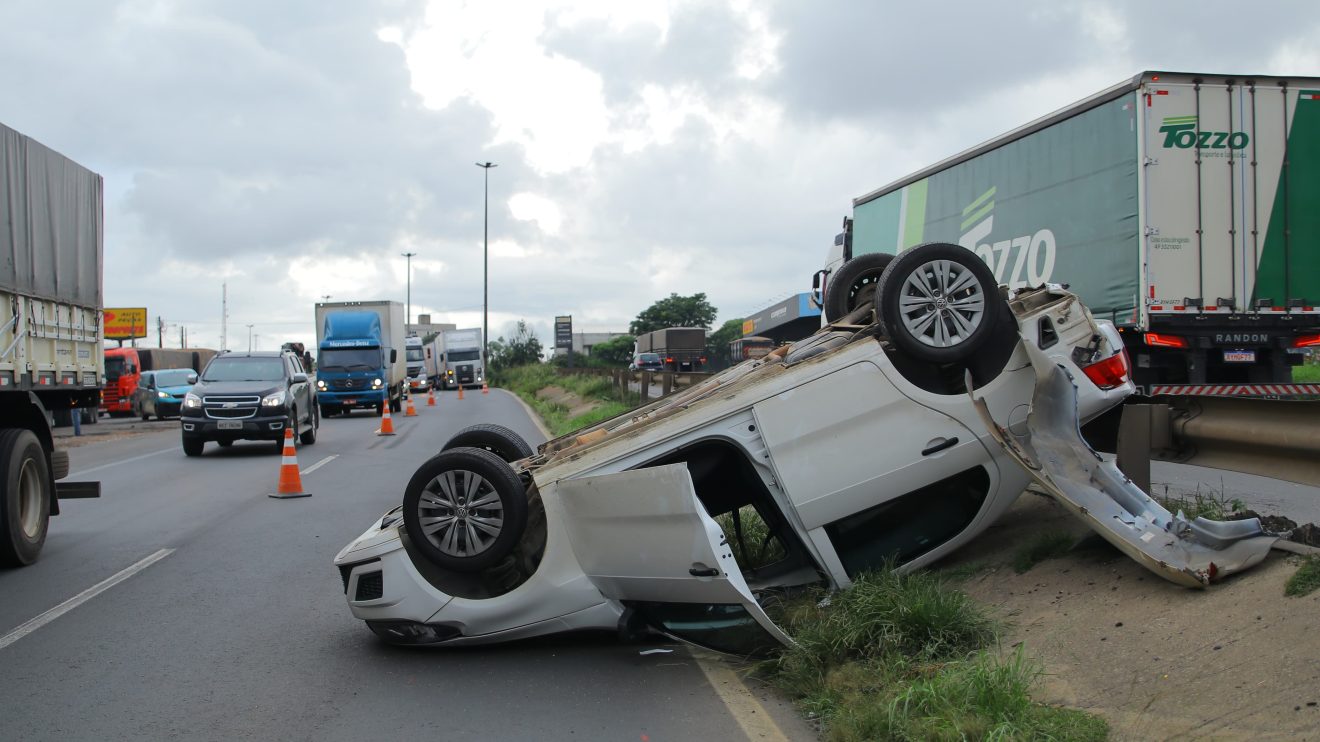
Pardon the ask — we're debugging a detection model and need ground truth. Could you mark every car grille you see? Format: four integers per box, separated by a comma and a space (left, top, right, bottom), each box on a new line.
202, 394, 260, 420
339, 558, 382, 595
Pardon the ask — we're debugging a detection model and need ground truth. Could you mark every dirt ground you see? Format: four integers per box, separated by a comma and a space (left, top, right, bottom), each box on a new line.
943, 493, 1320, 741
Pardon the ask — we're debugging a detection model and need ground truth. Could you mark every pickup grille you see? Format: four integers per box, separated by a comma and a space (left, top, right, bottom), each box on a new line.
202, 394, 260, 420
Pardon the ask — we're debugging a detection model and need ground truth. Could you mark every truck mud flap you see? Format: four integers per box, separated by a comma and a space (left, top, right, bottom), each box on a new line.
972, 366, 1277, 588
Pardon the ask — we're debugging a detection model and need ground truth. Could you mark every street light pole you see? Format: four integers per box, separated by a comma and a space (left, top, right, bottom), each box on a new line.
476, 161, 497, 362
401, 252, 417, 333
246, 324, 254, 352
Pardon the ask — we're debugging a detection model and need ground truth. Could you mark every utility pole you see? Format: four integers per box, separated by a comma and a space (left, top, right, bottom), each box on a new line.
158, 316, 164, 348
247, 324, 254, 352
401, 251, 417, 333
221, 283, 228, 351
476, 161, 497, 362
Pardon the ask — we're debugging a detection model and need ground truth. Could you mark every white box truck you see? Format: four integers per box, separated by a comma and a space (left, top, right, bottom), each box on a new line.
1, 122, 103, 565
437, 328, 484, 390
313, 300, 407, 414
818, 71, 1320, 395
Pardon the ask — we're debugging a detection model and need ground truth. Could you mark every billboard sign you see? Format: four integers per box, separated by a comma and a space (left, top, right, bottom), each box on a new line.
104, 307, 148, 340
554, 315, 572, 349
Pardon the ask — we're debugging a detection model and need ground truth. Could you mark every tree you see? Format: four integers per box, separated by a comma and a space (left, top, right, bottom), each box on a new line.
588, 334, 636, 367
488, 320, 544, 370
706, 318, 744, 370
629, 293, 717, 335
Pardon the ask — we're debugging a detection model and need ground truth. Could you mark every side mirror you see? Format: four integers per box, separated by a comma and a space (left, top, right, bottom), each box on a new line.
810, 269, 828, 309
292, 372, 309, 384
390, 349, 398, 363
187, 373, 198, 384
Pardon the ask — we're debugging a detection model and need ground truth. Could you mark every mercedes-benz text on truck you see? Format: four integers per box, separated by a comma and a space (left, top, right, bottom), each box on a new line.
816, 71, 1320, 395
314, 301, 406, 415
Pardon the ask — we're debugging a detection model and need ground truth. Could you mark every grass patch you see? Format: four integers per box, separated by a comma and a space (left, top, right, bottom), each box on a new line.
939, 561, 990, 583
1155, 487, 1245, 521
1285, 555, 1320, 597
493, 364, 641, 437
1012, 531, 1076, 574
759, 569, 1107, 741
714, 506, 788, 569
1293, 364, 1320, 383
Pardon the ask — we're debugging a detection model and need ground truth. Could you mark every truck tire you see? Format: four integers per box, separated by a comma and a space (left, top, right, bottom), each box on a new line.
402, 448, 528, 573
0, 429, 52, 567
824, 252, 895, 323
877, 242, 1002, 365
442, 424, 535, 462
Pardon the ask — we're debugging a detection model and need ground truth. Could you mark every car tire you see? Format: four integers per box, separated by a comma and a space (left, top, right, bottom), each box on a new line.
182, 438, 204, 457
877, 242, 1002, 365
402, 447, 528, 573
824, 252, 895, 322
442, 424, 535, 462
300, 406, 318, 445
0, 429, 51, 567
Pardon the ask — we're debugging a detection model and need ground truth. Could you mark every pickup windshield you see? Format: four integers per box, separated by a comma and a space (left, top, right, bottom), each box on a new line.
203, 358, 285, 382
319, 348, 382, 371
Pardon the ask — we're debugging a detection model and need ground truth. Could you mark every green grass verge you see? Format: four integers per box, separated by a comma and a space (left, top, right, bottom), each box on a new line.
1012, 531, 1077, 574
760, 570, 1108, 741
1293, 364, 1320, 383
1155, 489, 1245, 521
493, 364, 641, 437
1285, 555, 1320, 597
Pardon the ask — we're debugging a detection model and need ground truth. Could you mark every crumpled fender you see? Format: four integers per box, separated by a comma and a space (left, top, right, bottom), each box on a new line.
972, 365, 1277, 588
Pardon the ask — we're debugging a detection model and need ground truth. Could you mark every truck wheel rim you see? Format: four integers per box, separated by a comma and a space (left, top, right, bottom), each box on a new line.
415, 469, 504, 558
898, 259, 985, 348
17, 457, 42, 539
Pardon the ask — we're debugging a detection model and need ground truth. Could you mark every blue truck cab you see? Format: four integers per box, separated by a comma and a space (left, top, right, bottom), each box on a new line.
315, 311, 399, 415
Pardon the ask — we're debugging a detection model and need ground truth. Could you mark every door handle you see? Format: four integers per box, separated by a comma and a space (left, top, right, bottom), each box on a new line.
689, 567, 719, 577
921, 437, 959, 456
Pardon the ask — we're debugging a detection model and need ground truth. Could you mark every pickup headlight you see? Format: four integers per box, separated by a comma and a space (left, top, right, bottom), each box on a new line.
316, 379, 326, 390
184, 392, 201, 409
371, 378, 383, 388
262, 391, 287, 407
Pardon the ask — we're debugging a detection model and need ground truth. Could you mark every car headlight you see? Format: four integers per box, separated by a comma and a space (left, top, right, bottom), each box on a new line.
316, 379, 326, 390
157, 390, 170, 399
262, 391, 286, 407
183, 392, 201, 409
372, 378, 383, 388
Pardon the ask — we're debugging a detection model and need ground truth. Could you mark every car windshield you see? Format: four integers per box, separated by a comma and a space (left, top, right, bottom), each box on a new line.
154, 369, 194, 387
319, 348, 381, 371
447, 350, 480, 362
639, 353, 661, 363
203, 357, 285, 382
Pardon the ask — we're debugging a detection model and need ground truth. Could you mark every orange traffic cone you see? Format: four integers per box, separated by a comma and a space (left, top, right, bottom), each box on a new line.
269, 428, 311, 499
481, 381, 489, 395
377, 404, 396, 436
405, 393, 418, 417
457, 386, 465, 400
427, 388, 436, 407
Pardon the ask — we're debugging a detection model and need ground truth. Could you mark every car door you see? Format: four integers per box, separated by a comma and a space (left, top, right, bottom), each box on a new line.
557, 464, 793, 656
136, 371, 154, 416
288, 354, 311, 426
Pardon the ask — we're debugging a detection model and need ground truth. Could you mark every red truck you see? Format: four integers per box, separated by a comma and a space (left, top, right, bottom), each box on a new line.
101, 347, 217, 416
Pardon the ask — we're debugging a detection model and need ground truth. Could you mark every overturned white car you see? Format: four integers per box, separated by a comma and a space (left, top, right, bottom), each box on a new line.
335, 243, 1275, 654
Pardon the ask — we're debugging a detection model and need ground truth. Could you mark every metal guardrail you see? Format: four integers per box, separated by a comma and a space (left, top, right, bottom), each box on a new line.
554, 367, 713, 401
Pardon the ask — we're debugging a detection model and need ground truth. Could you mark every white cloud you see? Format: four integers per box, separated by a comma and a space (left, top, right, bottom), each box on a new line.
508, 192, 563, 234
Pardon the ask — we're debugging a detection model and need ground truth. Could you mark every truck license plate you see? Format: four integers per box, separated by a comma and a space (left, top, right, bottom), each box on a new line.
1223, 350, 1256, 363
217, 421, 243, 430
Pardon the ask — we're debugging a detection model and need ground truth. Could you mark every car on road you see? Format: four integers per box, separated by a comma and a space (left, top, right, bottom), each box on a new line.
132, 368, 197, 420
628, 352, 664, 372
180, 350, 318, 456
335, 243, 1270, 654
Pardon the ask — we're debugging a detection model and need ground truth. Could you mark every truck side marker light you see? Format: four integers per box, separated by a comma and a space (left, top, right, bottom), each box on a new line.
269, 428, 311, 499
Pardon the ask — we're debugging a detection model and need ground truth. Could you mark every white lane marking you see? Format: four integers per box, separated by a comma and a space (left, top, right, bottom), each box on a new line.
0, 548, 174, 652
69, 447, 176, 477
300, 455, 337, 476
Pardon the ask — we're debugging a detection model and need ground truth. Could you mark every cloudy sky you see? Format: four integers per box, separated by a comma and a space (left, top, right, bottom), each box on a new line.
4, 0, 1318, 354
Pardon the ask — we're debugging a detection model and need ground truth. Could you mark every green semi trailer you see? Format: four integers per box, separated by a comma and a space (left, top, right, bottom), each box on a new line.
820, 71, 1320, 394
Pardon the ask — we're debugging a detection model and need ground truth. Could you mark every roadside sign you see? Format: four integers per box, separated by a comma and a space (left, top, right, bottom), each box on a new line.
104, 307, 148, 340
554, 315, 573, 349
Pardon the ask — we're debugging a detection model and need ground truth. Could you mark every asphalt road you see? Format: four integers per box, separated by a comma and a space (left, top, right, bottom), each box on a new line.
2, 391, 812, 741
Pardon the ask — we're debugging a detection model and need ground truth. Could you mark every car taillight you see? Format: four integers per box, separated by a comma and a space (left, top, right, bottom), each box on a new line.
665, 357, 673, 363
1144, 332, 1188, 349
1292, 333, 1320, 348
1082, 351, 1130, 390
